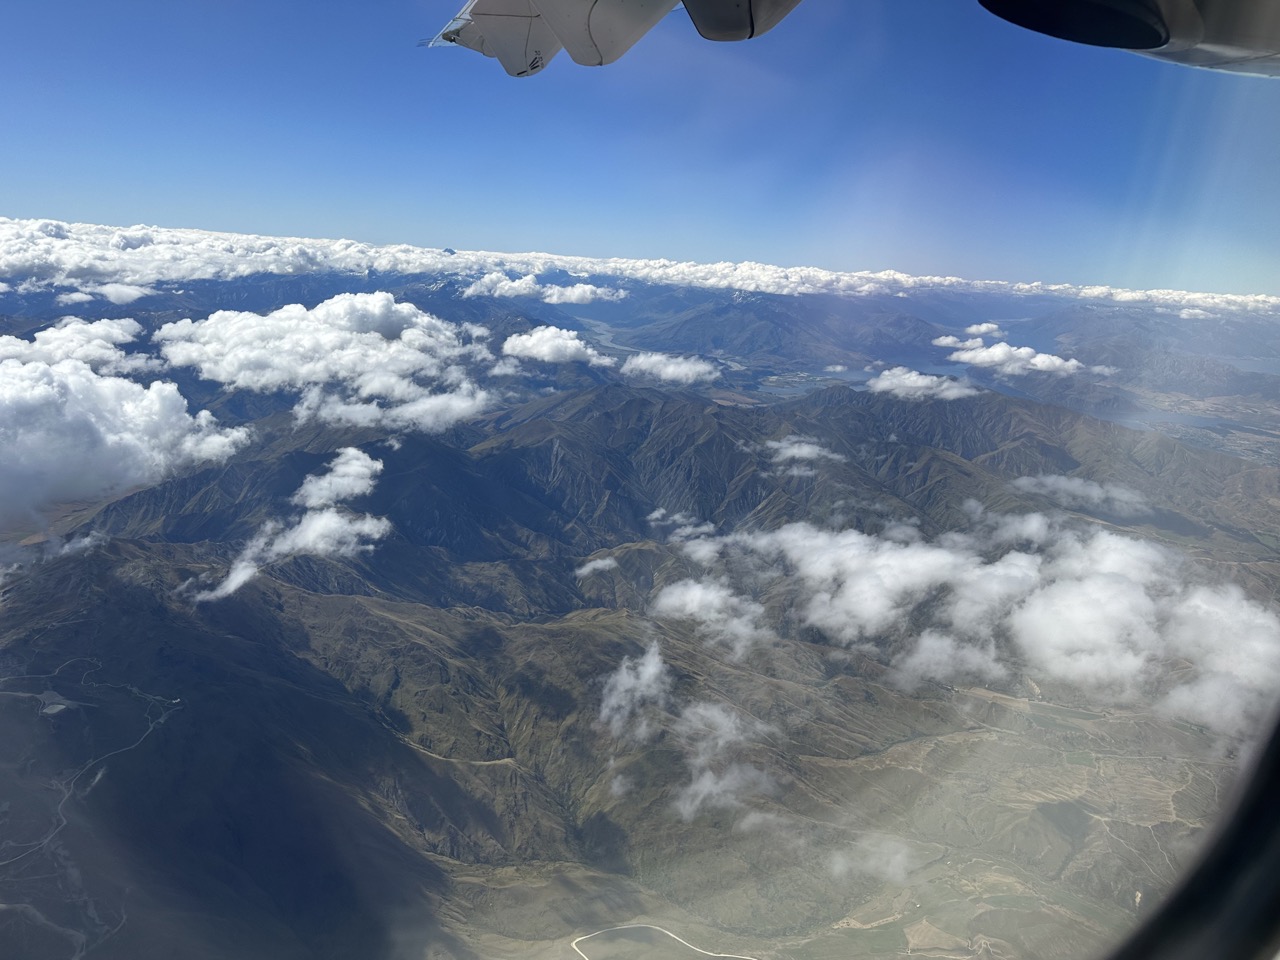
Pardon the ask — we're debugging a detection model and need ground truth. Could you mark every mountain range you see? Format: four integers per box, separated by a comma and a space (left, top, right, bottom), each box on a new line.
2, 219, 1279, 960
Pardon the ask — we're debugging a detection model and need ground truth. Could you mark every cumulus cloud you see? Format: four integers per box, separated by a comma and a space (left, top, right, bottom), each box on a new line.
461, 271, 627, 304
932, 335, 985, 350
7, 217, 1278, 322
292, 446, 383, 508
155, 292, 492, 431
945, 340, 1084, 376
620, 352, 719, 384
866, 366, 980, 401
91, 282, 154, 304
575, 556, 619, 578
0, 317, 156, 375
194, 448, 390, 601
0, 349, 247, 530
500, 325, 616, 367
599, 642, 671, 741
964, 322, 1008, 338
1011, 474, 1150, 517
663, 518, 1280, 736
650, 579, 774, 658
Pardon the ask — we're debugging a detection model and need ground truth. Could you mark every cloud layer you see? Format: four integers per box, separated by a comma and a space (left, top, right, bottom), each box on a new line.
5, 217, 1277, 317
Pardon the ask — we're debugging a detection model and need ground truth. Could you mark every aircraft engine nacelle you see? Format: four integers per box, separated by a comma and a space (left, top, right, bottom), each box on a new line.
977, 0, 1174, 49
682, 0, 807, 41
977, 0, 1280, 77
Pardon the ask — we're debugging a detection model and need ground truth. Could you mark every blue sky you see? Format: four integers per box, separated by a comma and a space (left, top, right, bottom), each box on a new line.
5, 0, 1279, 294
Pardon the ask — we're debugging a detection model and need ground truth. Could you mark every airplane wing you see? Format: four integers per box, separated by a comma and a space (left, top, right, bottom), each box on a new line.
426, 0, 563, 77
428, 0, 803, 75
429, 0, 1280, 80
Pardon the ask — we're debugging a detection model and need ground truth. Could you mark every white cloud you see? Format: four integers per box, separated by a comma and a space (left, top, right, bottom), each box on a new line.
764, 435, 845, 464
599, 642, 671, 741
945, 340, 1084, 376
575, 556, 619, 578
824, 364, 848, 373
650, 579, 774, 658
893, 629, 1008, 688
647, 508, 694, 525
671, 701, 775, 820
932, 335, 985, 349
487, 356, 523, 377
673, 701, 768, 767
0, 317, 156, 375
866, 366, 980, 401
90, 282, 154, 304
259, 508, 389, 559
646, 509, 716, 543
964, 322, 1007, 338
6, 217, 1276, 321
598, 648, 776, 820
1011, 474, 1150, 517
500, 325, 616, 367
620, 352, 719, 384
597, 654, 779, 822
829, 835, 921, 885
669, 521, 717, 542
155, 292, 492, 431
661, 518, 1280, 737
461, 271, 627, 304
194, 448, 391, 601
54, 291, 94, 305
673, 763, 775, 821
292, 447, 383, 509
0, 355, 247, 530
